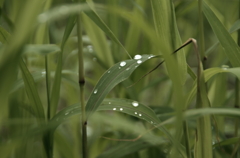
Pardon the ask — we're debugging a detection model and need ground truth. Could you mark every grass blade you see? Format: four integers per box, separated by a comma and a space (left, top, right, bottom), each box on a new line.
49, 15, 76, 118
19, 59, 45, 122
85, 54, 155, 119
203, 2, 240, 67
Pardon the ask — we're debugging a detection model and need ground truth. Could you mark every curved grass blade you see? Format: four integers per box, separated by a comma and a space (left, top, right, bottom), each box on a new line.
97, 139, 163, 158
19, 59, 45, 122
49, 15, 76, 118
99, 98, 160, 125
206, 19, 240, 55
83, 2, 131, 58
85, 54, 155, 119
23, 44, 60, 55
203, 2, 240, 67
0, 26, 10, 43
186, 67, 240, 106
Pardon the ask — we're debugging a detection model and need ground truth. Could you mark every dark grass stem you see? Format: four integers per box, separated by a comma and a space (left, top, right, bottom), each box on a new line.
77, 10, 88, 158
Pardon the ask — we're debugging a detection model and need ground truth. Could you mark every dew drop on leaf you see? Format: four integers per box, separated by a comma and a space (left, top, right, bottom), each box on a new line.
126, 68, 130, 71
139, 113, 142, 116
113, 108, 116, 110
135, 112, 138, 114
120, 108, 123, 111
120, 61, 126, 67
108, 71, 111, 73
93, 89, 98, 94
108, 102, 111, 104
137, 60, 142, 64
134, 54, 142, 60
65, 112, 69, 115
221, 65, 229, 70
132, 101, 139, 107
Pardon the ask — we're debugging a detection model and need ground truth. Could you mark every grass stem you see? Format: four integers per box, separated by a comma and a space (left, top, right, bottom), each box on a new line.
77, 6, 88, 158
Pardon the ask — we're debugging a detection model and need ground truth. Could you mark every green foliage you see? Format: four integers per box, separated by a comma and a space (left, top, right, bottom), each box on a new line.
1, 0, 240, 158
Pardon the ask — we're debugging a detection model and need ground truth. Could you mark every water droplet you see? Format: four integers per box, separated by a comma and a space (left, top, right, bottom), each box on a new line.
126, 68, 130, 71
113, 108, 116, 110
148, 55, 155, 59
109, 102, 111, 104
120, 108, 123, 111
38, 13, 48, 23
94, 89, 98, 94
151, 121, 153, 124
134, 54, 142, 60
108, 71, 111, 73
139, 113, 142, 116
41, 71, 46, 76
137, 60, 142, 64
87, 45, 93, 53
120, 61, 126, 67
135, 112, 138, 114
119, 67, 121, 69
221, 65, 229, 70
132, 101, 139, 107
93, 58, 97, 61
65, 112, 69, 115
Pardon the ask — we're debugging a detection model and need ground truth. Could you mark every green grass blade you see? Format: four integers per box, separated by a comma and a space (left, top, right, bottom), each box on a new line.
150, 0, 187, 85
0, 26, 10, 43
99, 98, 161, 125
82, 13, 114, 67
49, 15, 76, 118
85, 54, 155, 119
187, 67, 240, 107
23, 44, 60, 55
19, 59, 45, 121
97, 139, 162, 158
83, 2, 131, 59
203, 2, 240, 67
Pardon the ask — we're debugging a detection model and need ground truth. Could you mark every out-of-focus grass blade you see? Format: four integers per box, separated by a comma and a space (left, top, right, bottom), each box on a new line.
37, 4, 89, 24
11, 72, 44, 93
19, 59, 45, 122
0, 26, 10, 43
203, 2, 240, 67
49, 15, 76, 118
85, 54, 155, 119
0, 0, 42, 121
83, 1, 131, 58
82, 13, 114, 67
150, 0, 187, 85
97, 139, 162, 158
213, 137, 240, 147
23, 44, 60, 55
187, 67, 240, 106
206, 19, 240, 55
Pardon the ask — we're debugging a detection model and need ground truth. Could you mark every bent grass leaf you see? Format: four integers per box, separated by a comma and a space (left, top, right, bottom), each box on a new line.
203, 2, 240, 67
19, 59, 45, 121
85, 54, 155, 119
186, 67, 240, 107
23, 44, 60, 55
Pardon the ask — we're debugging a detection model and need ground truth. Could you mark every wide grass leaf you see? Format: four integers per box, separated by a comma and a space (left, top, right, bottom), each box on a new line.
85, 54, 155, 119
203, 2, 240, 67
